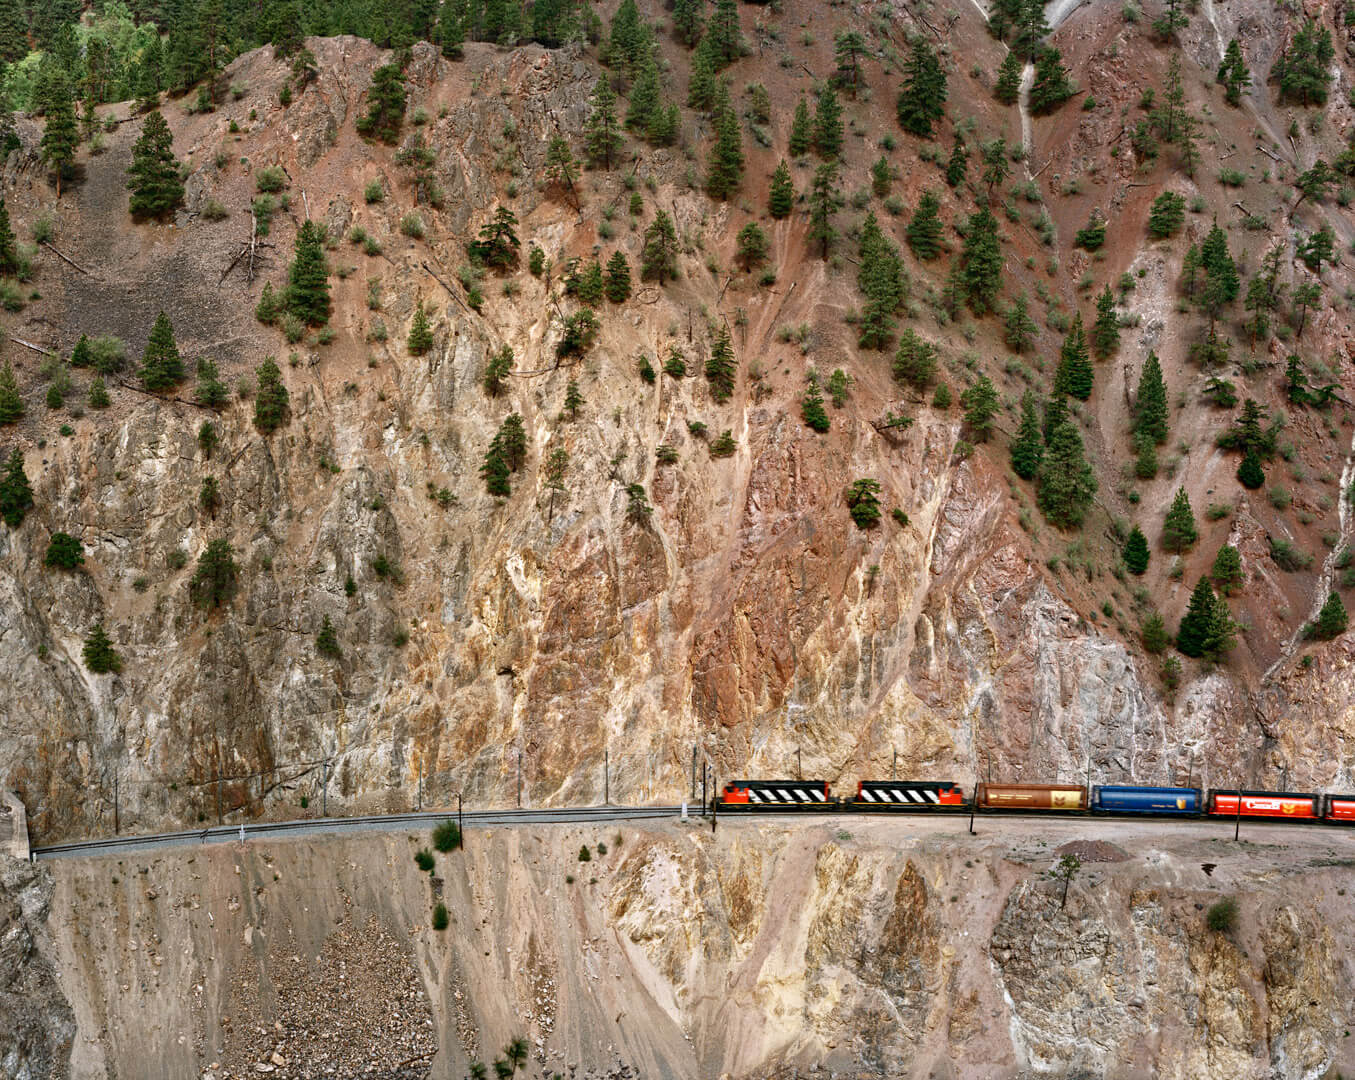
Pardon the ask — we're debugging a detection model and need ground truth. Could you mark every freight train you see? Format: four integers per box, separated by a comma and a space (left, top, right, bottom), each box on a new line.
715, 779, 1355, 823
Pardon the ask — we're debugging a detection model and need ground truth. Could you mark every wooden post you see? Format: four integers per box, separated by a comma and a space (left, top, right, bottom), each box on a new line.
1234, 788, 1241, 842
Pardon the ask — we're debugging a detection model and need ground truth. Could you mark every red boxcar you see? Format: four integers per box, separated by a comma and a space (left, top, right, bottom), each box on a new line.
1325, 794, 1355, 821
1207, 789, 1319, 819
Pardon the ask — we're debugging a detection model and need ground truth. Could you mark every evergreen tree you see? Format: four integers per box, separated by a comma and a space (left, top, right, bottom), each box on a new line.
705, 322, 736, 402
892, 328, 938, 389
562, 379, 585, 420
686, 42, 718, 111
735, 223, 768, 271
1141, 610, 1169, 654
469, 206, 521, 268
83, 623, 122, 674
801, 370, 830, 432
1037, 420, 1098, 529
190, 538, 239, 609
1133, 352, 1168, 445
896, 35, 946, 137
604, 250, 632, 301
195, 357, 228, 408
1211, 544, 1244, 595
705, 106, 744, 198
140, 311, 185, 391
481, 444, 512, 495
1005, 292, 1037, 353
813, 85, 844, 159
0, 447, 32, 527
1091, 284, 1119, 358
0, 360, 23, 424
906, 190, 943, 260
1014, 0, 1051, 58
287, 219, 331, 326
541, 445, 569, 523
1162, 486, 1198, 552
356, 63, 406, 143
959, 375, 998, 441
1297, 225, 1336, 274
1010, 390, 1044, 480
40, 74, 78, 197
626, 57, 661, 131
808, 161, 839, 259
945, 137, 968, 187
1216, 39, 1251, 106
1198, 219, 1239, 328
1146, 191, 1185, 238
407, 301, 434, 354
980, 137, 1011, 203
315, 614, 341, 657
1029, 47, 1073, 114
585, 76, 624, 169
995, 51, 1022, 105
1053, 312, 1093, 400
768, 160, 794, 217
1123, 525, 1150, 575
648, 103, 680, 146
1237, 449, 1264, 489
641, 210, 679, 284
1308, 592, 1348, 640
704, 0, 743, 67
606, 0, 652, 76
788, 96, 813, 156
1177, 576, 1234, 660
672, 0, 705, 47
1275, 19, 1334, 106
833, 29, 867, 97
254, 357, 290, 432
69, 334, 91, 368
1151, 0, 1188, 42
128, 110, 184, 218
1042, 391, 1068, 443
0, 199, 18, 277
88, 376, 110, 409
1134, 431, 1159, 480
871, 155, 892, 198
959, 208, 1002, 314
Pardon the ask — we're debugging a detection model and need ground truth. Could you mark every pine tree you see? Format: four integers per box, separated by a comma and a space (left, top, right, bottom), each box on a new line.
672, 0, 705, 47
1211, 544, 1244, 595
1005, 293, 1037, 353
254, 357, 290, 432
1123, 525, 1150, 574
1053, 312, 1093, 400
896, 35, 947, 137
1141, 611, 1169, 653
195, 357, 228, 408
83, 623, 122, 674
801, 370, 830, 432
585, 77, 624, 169
959, 208, 1002, 314
287, 220, 331, 326
0, 360, 23, 424
127, 110, 184, 218
407, 301, 434, 354
945, 137, 968, 187
808, 161, 839, 260
995, 51, 1022, 104
1133, 351, 1168, 445
40, 74, 78, 197
1014, 0, 1051, 58
1133, 431, 1158, 479
961, 376, 999, 441
1297, 225, 1336, 274
906, 191, 943, 260
470, 206, 521, 268
641, 210, 679, 284
735, 223, 768, 271
315, 614, 341, 657
893, 328, 938, 389
1309, 592, 1348, 640
980, 137, 1011, 203
88, 376, 110, 409
705, 106, 744, 199
0, 199, 18, 277
69, 334, 91, 368
1237, 449, 1264, 489
1162, 486, 1198, 553
356, 63, 406, 143
705, 322, 736, 402
1177, 577, 1234, 661
1275, 19, 1334, 107
190, 538, 239, 609
704, 0, 743, 66
604, 250, 632, 300
1146, 191, 1185, 238
833, 29, 867, 97
1029, 46, 1073, 114
648, 103, 681, 147
562, 379, 585, 420
1217, 39, 1251, 106
1042, 392, 1068, 443
768, 160, 794, 217
871, 155, 892, 198
788, 96, 813, 156
140, 311, 185, 391
1010, 390, 1044, 480
1198, 219, 1238, 328
1091, 284, 1119, 358
813, 85, 843, 159
626, 57, 661, 131
543, 136, 579, 202
606, 0, 652, 76
0, 447, 32, 527
1037, 420, 1098, 529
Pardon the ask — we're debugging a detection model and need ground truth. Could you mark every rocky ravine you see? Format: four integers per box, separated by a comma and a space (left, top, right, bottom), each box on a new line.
16, 817, 1355, 1079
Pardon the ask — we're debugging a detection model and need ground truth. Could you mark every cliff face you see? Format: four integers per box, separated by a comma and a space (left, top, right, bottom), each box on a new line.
32, 818, 1355, 1079
3, 0, 1355, 844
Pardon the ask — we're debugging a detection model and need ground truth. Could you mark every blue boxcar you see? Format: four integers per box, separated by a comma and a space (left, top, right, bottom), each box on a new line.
1093, 785, 1202, 814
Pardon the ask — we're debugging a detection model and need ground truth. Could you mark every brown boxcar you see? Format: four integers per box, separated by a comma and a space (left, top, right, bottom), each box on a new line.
976, 783, 1088, 810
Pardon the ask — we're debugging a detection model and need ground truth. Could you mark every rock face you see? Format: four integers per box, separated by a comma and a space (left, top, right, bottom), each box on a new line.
34, 819, 1355, 1079
0, 858, 76, 1080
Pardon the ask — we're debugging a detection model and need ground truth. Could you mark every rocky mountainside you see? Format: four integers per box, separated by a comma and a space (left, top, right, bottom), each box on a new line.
18, 817, 1355, 1079
2, 0, 1355, 844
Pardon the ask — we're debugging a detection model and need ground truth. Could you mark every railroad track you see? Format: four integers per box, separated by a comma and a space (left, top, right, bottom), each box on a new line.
32, 805, 685, 859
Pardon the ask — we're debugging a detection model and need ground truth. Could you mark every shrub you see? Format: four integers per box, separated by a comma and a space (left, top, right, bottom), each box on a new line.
431, 903, 449, 930
45, 532, 84, 570
578, 844, 592, 862
400, 213, 425, 238
433, 819, 462, 852
415, 849, 435, 871
201, 199, 229, 221
364, 180, 385, 203
709, 430, 737, 457
1269, 537, 1314, 571
1206, 897, 1238, 932
255, 165, 287, 192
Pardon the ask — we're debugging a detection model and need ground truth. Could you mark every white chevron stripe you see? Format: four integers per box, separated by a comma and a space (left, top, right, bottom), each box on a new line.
926, 790, 940, 803
812, 790, 826, 801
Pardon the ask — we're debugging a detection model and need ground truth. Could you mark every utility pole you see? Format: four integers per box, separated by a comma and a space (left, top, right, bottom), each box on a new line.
517, 749, 522, 808
691, 746, 697, 800
711, 775, 717, 833
604, 750, 609, 805
701, 764, 707, 814
113, 767, 119, 835
892, 748, 897, 780
969, 776, 977, 835
216, 766, 222, 826
1234, 787, 1242, 842
796, 747, 802, 781
321, 757, 328, 817
417, 763, 422, 812
458, 791, 463, 851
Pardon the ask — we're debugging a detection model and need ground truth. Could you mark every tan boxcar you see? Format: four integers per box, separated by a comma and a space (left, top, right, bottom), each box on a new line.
976, 783, 1087, 810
